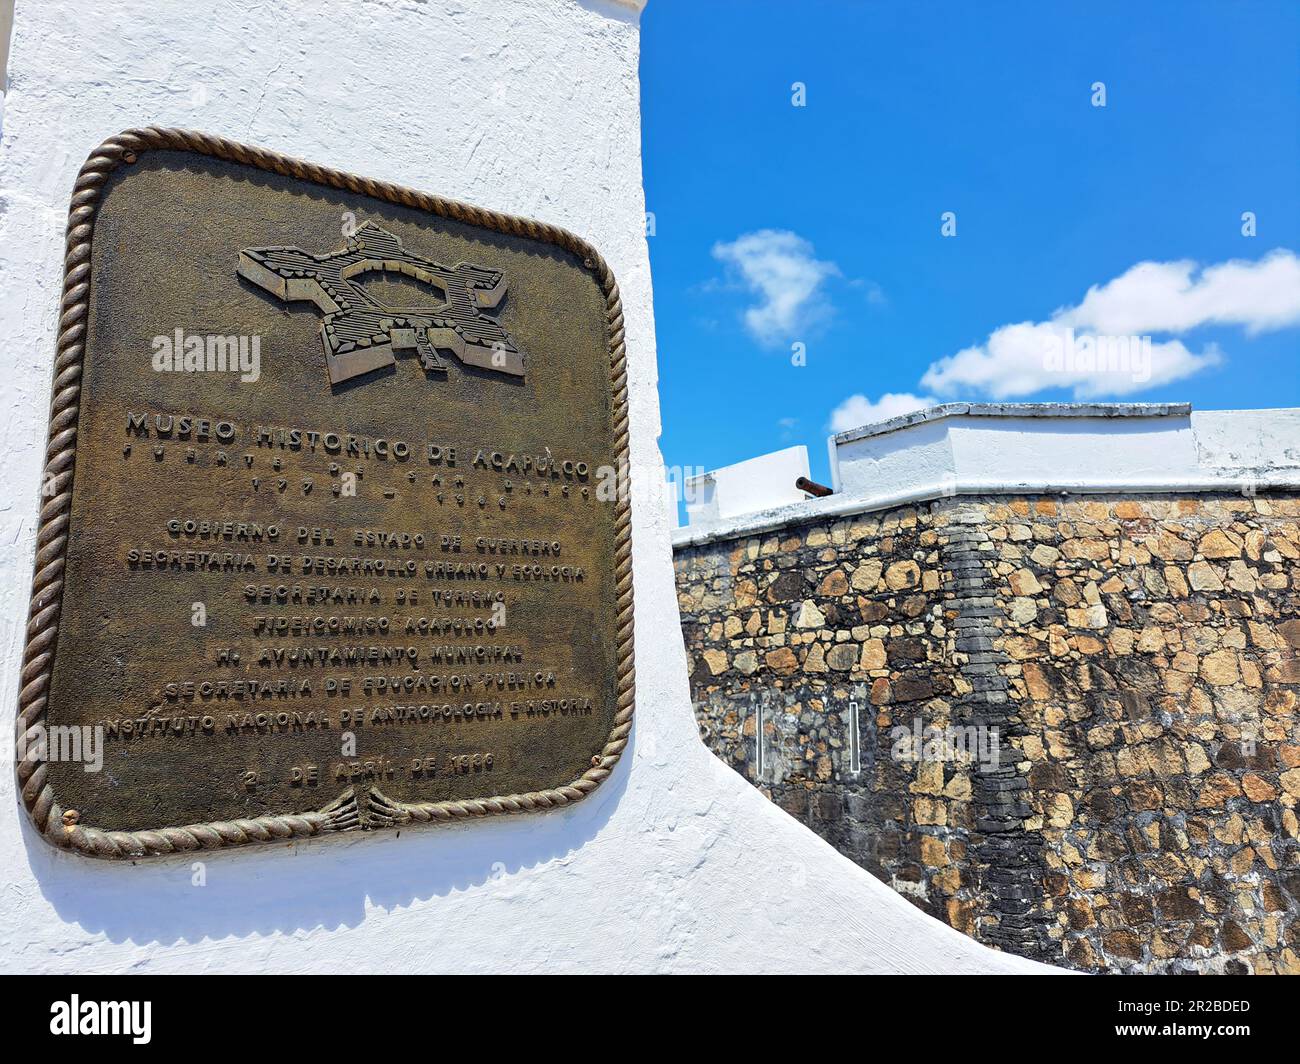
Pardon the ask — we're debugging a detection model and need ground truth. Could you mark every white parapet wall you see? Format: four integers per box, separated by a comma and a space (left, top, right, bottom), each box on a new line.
674, 402, 1300, 550
684, 444, 811, 528
830, 402, 1300, 498
0, 0, 1051, 973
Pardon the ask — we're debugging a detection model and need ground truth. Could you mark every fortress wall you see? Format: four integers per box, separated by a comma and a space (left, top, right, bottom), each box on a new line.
0, 0, 1051, 974
675, 491, 1300, 973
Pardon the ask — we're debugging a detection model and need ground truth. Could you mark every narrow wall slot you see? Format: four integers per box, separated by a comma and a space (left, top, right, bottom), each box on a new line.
849, 700, 861, 775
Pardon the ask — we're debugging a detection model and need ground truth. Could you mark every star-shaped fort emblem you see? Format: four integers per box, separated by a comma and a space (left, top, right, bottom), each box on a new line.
237, 221, 526, 386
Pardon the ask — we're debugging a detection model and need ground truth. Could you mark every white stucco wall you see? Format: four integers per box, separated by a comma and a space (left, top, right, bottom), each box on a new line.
676, 402, 1300, 550
684, 445, 810, 527
0, 0, 1052, 974
1192, 408, 1300, 475
828, 402, 1300, 505
832, 403, 1203, 501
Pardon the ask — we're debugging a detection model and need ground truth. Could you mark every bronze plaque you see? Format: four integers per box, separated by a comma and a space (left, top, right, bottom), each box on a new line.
16, 129, 633, 859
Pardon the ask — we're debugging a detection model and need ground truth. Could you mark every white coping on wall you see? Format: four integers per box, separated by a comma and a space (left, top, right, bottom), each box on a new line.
673, 403, 1300, 549
0, 0, 1055, 974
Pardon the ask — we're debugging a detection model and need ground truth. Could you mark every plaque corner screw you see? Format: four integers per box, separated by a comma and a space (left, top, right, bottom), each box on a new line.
122, 151, 137, 164
590, 755, 601, 768
62, 809, 80, 829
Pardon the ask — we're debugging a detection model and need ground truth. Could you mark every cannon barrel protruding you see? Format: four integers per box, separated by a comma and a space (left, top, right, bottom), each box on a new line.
796, 476, 833, 498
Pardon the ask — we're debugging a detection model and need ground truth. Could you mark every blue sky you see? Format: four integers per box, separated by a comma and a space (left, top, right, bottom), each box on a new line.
640, 0, 1300, 487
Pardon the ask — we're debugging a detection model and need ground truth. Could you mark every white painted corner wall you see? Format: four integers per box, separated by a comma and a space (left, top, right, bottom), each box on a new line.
832, 404, 1300, 503
675, 403, 1300, 551
684, 445, 811, 527
0, 0, 1050, 973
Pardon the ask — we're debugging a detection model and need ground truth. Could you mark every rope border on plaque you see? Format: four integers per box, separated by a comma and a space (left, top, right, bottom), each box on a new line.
15, 128, 635, 859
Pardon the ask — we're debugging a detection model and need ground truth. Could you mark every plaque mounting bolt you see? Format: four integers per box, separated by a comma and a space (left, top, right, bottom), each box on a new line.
123, 151, 137, 164
590, 756, 601, 767
62, 810, 80, 829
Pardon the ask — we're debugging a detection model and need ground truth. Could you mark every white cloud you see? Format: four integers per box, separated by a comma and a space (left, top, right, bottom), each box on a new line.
921, 323, 1222, 400
1062, 250, 1300, 336
829, 392, 935, 434
712, 229, 839, 345
920, 249, 1300, 399
850, 278, 888, 306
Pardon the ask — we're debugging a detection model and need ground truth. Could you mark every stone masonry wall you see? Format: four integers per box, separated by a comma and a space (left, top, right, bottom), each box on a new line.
673, 493, 1300, 973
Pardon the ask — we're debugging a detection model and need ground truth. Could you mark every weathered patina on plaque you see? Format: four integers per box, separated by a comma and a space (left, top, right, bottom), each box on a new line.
16, 130, 633, 859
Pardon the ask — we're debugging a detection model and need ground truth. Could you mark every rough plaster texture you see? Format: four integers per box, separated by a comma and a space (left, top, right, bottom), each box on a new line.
0, 0, 1048, 973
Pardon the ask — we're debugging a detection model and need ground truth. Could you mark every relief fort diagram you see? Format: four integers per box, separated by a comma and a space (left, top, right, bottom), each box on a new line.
237, 221, 527, 386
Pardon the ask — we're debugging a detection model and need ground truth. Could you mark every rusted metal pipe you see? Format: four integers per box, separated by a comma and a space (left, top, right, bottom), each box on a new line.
796, 476, 833, 498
